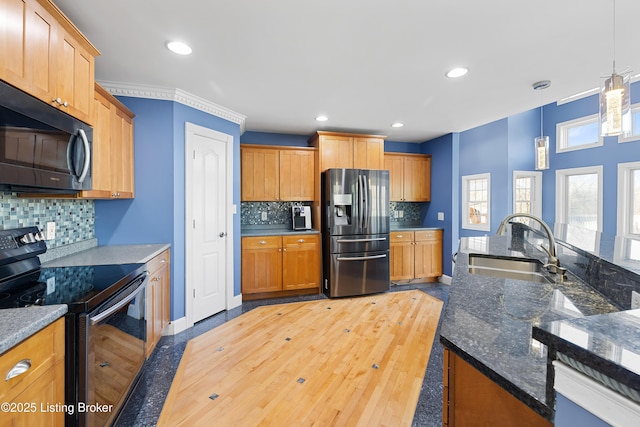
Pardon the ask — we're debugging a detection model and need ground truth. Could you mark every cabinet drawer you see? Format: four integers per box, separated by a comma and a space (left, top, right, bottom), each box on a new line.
415, 230, 442, 242
243, 236, 282, 250
147, 249, 170, 274
390, 231, 415, 242
0, 318, 64, 400
283, 234, 318, 249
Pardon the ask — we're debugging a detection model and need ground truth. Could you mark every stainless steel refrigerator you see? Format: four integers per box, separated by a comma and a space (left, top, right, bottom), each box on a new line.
322, 168, 390, 297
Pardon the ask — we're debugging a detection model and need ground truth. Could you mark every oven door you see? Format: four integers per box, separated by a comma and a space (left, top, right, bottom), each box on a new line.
77, 273, 148, 427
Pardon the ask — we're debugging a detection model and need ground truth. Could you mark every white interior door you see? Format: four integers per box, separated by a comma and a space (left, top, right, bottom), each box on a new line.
185, 123, 233, 324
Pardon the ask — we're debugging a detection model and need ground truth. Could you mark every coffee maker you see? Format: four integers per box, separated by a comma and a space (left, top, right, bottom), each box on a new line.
292, 205, 312, 230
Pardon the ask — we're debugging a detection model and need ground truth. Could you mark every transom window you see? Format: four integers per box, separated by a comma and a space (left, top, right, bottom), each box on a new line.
462, 173, 490, 231
556, 114, 602, 153
619, 104, 640, 143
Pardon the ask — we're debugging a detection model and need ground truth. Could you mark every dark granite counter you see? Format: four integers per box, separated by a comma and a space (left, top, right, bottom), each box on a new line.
440, 234, 620, 420
390, 224, 443, 231
241, 226, 320, 237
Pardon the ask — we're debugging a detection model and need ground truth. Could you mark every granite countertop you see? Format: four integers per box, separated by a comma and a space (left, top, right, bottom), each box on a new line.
0, 305, 67, 354
390, 224, 443, 231
439, 235, 620, 420
241, 227, 320, 237
533, 309, 640, 403
42, 244, 170, 267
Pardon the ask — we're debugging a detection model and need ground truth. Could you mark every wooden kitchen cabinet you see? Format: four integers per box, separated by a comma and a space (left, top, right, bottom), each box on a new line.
0, 318, 65, 427
390, 229, 442, 282
146, 249, 171, 358
241, 145, 315, 201
443, 348, 552, 427
0, 0, 99, 124
308, 131, 385, 171
384, 153, 431, 201
242, 234, 320, 298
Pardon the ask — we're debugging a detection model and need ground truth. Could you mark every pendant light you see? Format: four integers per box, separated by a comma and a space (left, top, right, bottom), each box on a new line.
600, 0, 631, 137
533, 80, 551, 171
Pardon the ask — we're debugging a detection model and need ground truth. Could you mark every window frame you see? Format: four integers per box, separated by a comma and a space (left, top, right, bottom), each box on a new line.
462, 173, 491, 232
512, 170, 543, 219
616, 161, 640, 237
555, 165, 603, 232
556, 114, 603, 153
618, 103, 640, 143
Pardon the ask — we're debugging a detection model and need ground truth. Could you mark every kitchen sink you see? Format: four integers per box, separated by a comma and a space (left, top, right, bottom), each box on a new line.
468, 254, 551, 283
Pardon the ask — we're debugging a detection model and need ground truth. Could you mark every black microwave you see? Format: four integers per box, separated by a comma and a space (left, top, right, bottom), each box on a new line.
0, 80, 92, 194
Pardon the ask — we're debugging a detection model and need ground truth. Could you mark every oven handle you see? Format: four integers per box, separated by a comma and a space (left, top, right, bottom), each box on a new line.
90, 275, 147, 325
336, 237, 386, 243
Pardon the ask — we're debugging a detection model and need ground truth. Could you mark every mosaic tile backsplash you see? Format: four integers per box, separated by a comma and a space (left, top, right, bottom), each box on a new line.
241, 201, 424, 227
0, 193, 95, 249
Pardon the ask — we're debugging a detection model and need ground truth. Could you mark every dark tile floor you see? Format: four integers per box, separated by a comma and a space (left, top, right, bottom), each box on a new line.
116, 283, 449, 427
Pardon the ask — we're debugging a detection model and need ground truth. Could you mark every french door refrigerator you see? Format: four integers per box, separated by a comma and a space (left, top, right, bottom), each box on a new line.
322, 168, 390, 297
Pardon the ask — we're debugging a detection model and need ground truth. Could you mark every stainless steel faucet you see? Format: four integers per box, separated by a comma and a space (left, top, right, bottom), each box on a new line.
496, 213, 566, 277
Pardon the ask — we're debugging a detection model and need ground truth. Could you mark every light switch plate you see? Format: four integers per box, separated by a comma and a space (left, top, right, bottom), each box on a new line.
438, 212, 445, 221
46, 277, 55, 294
46, 221, 56, 240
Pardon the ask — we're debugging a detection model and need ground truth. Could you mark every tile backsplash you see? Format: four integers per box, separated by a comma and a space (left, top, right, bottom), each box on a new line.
390, 202, 422, 224
0, 193, 95, 249
241, 201, 313, 228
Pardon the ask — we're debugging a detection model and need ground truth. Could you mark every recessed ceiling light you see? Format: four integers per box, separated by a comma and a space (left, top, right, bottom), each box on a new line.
391, 122, 404, 128
446, 67, 468, 78
315, 115, 328, 122
166, 41, 192, 55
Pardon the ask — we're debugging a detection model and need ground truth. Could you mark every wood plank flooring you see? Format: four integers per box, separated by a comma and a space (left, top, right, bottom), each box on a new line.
157, 290, 443, 427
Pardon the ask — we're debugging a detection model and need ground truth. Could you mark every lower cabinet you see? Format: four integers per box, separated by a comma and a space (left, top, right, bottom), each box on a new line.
242, 234, 321, 298
443, 348, 552, 427
390, 229, 442, 282
146, 249, 171, 358
0, 318, 65, 427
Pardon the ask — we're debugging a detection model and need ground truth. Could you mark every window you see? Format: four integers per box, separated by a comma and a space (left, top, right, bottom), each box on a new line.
619, 104, 640, 143
556, 114, 602, 153
617, 161, 640, 237
462, 173, 490, 231
512, 171, 542, 225
555, 166, 603, 232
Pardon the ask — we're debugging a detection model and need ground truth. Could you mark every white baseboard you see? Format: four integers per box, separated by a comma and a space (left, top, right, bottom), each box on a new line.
439, 275, 452, 285
228, 293, 242, 310
162, 316, 188, 336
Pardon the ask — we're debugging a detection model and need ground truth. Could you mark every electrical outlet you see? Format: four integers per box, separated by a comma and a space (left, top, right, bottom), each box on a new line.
438, 212, 445, 221
398, 210, 404, 218
46, 221, 56, 240
261, 211, 268, 221
632, 291, 640, 310
46, 277, 55, 294
393, 211, 399, 218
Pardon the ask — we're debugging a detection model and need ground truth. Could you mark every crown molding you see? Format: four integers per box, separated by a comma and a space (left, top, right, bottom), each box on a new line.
98, 81, 247, 133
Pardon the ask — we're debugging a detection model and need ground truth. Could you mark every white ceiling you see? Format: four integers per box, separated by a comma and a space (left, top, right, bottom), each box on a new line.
54, 0, 640, 143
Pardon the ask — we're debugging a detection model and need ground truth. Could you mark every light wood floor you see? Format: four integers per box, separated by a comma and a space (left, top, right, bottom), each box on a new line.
157, 290, 443, 426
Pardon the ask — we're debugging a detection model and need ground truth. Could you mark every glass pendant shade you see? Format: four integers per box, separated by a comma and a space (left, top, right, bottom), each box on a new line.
534, 136, 549, 170
600, 72, 631, 137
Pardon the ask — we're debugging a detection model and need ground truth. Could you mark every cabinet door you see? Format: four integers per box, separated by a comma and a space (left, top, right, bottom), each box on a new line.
145, 277, 158, 358
384, 155, 405, 201
319, 135, 353, 170
404, 156, 431, 202
0, 0, 28, 84
84, 88, 113, 197
241, 237, 283, 293
111, 107, 135, 198
389, 232, 415, 281
414, 230, 442, 279
241, 147, 280, 201
22, 0, 56, 100
279, 150, 314, 201
282, 235, 320, 290
353, 137, 384, 169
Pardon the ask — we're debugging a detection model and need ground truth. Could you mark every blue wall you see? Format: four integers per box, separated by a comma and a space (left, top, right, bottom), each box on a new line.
554, 394, 610, 427
95, 97, 241, 321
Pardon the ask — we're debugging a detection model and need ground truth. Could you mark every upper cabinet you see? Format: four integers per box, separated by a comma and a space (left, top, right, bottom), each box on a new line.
241, 145, 315, 201
0, 0, 99, 124
384, 153, 431, 202
308, 131, 385, 171
74, 84, 134, 199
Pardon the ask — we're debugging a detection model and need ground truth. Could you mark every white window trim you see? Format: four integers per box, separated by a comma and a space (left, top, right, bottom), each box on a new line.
512, 170, 543, 218
556, 114, 603, 153
618, 103, 640, 144
462, 173, 491, 232
555, 165, 603, 232
617, 161, 640, 236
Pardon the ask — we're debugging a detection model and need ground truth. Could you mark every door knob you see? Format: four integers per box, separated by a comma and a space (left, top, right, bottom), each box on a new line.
219, 232, 227, 238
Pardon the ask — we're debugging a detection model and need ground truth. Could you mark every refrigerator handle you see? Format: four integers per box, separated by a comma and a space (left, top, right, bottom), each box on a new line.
363, 174, 369, 229
358, 174, 364, 230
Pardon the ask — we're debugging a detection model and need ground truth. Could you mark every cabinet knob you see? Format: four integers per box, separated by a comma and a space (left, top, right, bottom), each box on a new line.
52, 97, 68, 107
397, 235, 403, 238
259, 240, 267, 245
297, 239, 305, 243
